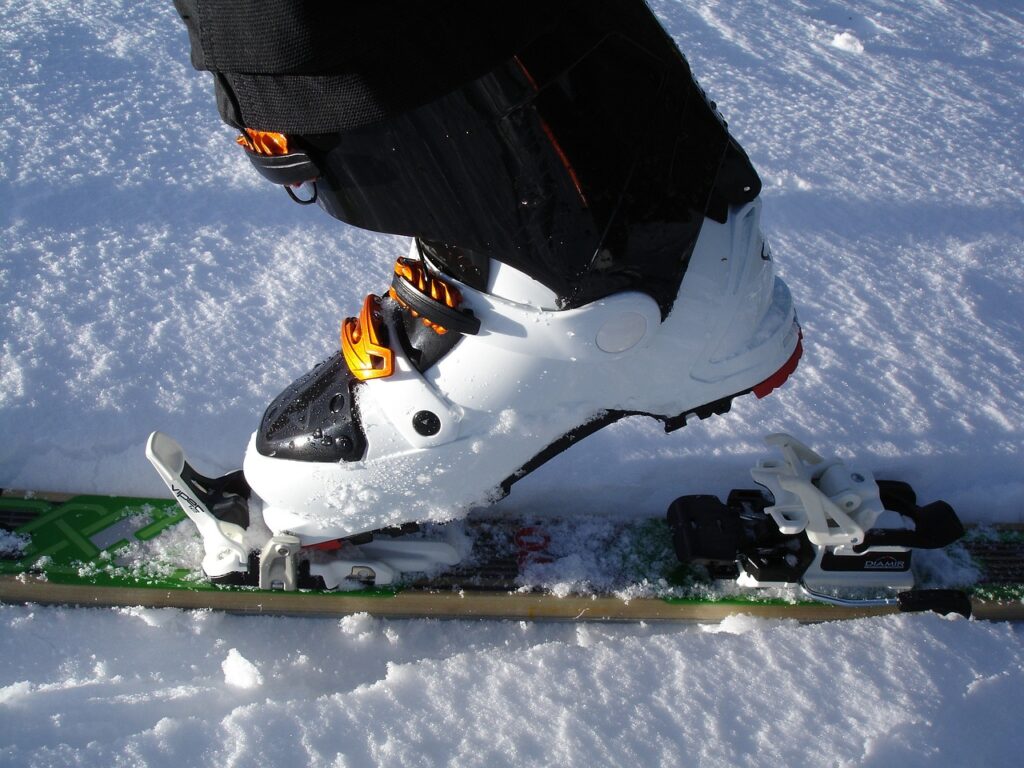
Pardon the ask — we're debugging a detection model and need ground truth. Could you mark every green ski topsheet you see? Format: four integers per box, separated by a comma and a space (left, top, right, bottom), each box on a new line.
0, 493, 198, 590
0, 491, 1021, 620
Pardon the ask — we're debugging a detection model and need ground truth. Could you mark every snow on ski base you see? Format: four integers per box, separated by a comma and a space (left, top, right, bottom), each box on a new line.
2, 0, 1023, 765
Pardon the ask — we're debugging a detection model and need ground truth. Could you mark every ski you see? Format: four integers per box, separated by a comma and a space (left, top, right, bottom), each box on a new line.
1, 488, 1021, 622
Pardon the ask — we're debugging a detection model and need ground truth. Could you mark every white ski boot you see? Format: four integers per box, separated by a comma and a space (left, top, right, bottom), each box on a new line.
150, 204, 798, 590
245, 206, 800, 544
155, 0, 803, 589
147, 201, 799, 590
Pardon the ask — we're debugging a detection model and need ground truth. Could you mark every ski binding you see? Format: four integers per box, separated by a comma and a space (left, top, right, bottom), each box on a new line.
148, 429, 966, 613
667, 433, 966, 607
145, 432, 459, 590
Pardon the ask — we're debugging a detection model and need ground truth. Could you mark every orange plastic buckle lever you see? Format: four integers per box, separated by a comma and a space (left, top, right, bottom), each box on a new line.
341, 295, 394, 381
388, 257, 463, 335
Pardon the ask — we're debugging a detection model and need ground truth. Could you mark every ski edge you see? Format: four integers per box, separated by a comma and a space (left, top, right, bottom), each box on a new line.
2, 575, 1020, 622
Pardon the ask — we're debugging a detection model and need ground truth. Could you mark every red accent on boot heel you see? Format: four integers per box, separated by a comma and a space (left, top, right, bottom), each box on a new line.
752, 331, 803, 399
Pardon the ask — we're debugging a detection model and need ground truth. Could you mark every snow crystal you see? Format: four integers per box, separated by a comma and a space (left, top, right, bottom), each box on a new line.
699, 614, 794, 635
221, 649, 263, 690
0, 680, 33, 706
831, 31, 866, 53
0, 530, 30, 557
114, 517, 205, 580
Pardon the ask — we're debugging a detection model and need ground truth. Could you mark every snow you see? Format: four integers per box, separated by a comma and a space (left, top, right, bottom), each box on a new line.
1, 0, 1023, 765
831, 32, 866, 54
1, 606, 1022, 766
221, 648, 264, 691
0, 530, 29, 558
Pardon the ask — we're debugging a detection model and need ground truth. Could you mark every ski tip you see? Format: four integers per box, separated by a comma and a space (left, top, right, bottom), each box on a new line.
897, 589, 972, 619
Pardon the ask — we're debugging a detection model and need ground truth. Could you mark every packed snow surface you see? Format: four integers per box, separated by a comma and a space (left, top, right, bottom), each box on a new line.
1, 0, 1022, 765
2, 607, 1023, 767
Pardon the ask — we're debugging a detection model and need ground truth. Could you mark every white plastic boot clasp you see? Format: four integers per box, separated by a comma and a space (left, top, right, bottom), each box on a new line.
259, 533, 301, 590
751, 433, 877, 549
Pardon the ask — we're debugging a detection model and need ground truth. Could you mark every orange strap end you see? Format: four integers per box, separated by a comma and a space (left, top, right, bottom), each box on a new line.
236, 129, 290, 157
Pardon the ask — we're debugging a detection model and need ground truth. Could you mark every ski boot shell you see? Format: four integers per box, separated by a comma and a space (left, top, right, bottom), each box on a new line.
147, 201, 799, 589
245, 202, 800, 542
156, 0, 803, 587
